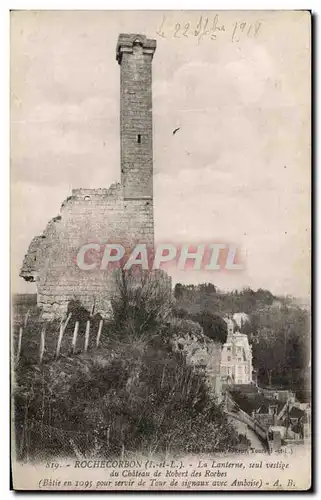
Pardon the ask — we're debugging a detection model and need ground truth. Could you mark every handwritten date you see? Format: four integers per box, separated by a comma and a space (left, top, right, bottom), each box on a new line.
156, 14, 261, 44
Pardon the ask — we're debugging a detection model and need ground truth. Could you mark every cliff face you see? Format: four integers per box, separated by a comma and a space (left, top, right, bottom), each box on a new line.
20, 183, 154, 319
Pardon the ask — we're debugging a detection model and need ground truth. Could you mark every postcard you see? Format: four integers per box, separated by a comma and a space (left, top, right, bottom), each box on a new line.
11, 10, 311, 491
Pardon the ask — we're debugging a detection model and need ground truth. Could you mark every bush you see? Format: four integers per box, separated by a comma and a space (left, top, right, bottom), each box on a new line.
14, 333, 246, 459
110, 269, 173, 338
172, 308, 227, 344
168, 317, 204, 342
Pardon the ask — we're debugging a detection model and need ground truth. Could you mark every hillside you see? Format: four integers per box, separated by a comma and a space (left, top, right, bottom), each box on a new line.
11, 273, 249, 461
173, 283, 310, 398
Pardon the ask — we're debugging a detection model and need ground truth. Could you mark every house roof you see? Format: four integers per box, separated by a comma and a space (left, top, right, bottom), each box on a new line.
248, 395, 284, 414
289, 406, 305, 419
232, 384, 259, 394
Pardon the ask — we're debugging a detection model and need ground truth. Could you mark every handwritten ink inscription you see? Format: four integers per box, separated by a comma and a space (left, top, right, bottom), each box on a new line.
156, 14, 261, 44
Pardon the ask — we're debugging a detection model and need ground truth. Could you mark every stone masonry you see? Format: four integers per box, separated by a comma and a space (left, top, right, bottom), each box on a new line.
20, 34, 157, 319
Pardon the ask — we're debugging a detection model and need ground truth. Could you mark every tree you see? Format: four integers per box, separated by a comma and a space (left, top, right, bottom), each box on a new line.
111, 268, 173, 337
191, 311, 227, 344
251, 304, 309, 390
174, 283, 184, 299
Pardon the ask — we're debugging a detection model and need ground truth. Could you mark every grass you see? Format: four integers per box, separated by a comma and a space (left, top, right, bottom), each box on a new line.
11, 296, 111, 366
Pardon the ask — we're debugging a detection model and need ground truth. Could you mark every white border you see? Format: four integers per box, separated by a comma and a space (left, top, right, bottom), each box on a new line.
2, 1, 318, 498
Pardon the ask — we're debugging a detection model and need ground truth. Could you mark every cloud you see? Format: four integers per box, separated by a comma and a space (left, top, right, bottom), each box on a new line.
11, 96, 120, 187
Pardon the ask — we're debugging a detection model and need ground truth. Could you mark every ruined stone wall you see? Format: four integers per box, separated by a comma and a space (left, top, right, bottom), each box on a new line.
21, 184, 154, 318
20, 34, 158, 319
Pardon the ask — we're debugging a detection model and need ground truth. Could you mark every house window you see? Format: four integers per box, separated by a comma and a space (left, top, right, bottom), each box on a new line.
269, 405, 277, 415
137, 134, 141, 144
227, 347, 231, 352
227, 356, 231, 362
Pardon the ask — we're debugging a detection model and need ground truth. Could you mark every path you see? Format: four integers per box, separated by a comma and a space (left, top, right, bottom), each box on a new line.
227, 414, 265, 450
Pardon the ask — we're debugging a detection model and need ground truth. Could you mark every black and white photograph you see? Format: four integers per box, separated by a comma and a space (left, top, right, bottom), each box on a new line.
10, 10, 311, 491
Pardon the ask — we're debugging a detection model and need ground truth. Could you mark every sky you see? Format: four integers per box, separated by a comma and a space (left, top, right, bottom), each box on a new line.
10, 10, 311, 298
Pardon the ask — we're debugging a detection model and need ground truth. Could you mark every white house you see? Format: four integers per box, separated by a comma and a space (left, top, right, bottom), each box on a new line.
220, 318, 253, 385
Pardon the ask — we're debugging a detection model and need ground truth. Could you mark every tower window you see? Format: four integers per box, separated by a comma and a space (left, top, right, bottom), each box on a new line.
137, 134, 141, 144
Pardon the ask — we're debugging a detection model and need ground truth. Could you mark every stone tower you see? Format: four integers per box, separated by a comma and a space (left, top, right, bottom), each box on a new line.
117, 34, 156, 200
20, 33, 158, 318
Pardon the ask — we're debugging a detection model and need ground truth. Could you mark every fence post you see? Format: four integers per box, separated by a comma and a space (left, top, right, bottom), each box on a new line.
24, 309, 30, 328
72, 321, 79, 354
39, 325, 46, 363
56, 323, 64, 360
16, 326, 23, 362
96, 320, 103, 347
84, 320, 90, 352
56, 312, 72, 359
63, 312, 72, 331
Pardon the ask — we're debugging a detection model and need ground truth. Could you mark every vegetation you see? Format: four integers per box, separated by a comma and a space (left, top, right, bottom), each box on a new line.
174, 283, 310, 397
14, 336, 246, 460
174, 283, 275, 315
174, 308, 227, 344
228, 389, 259, 416
250, 304, 310, 396
13, 271, 247, 460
